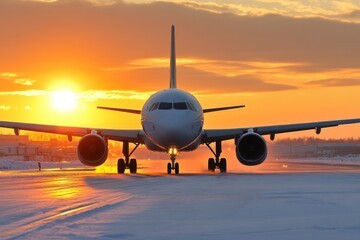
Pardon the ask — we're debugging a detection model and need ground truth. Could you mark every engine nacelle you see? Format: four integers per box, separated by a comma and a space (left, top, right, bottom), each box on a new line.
236, 132, 267, 166
77, 133, 108, 166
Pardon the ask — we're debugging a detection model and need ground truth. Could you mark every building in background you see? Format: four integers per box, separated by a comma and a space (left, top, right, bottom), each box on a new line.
0, 135, 77, 161
270, 138, 360, 158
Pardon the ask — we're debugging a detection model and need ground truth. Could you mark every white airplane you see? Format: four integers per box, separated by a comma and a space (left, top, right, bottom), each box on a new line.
1, 25, 360, 174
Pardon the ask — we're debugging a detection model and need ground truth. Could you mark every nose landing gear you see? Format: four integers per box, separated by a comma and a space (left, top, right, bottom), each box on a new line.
167, 147, 179, 174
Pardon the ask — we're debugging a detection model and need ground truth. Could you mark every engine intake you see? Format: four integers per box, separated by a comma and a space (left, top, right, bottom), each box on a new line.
236, 132, 267, 166
77, 133, 108, 166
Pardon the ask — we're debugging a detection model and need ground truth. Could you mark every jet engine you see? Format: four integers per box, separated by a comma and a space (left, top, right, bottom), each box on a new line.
236, 132, 267, 166
77, 133, 108, 166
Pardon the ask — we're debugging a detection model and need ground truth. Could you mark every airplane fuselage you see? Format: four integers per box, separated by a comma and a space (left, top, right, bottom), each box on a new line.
141, 89, 204, 152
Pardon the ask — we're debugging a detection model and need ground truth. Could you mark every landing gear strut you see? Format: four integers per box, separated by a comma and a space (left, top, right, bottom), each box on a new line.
206, 140, 227, 173
167, 147, 179, 175
117, 141, 140, 174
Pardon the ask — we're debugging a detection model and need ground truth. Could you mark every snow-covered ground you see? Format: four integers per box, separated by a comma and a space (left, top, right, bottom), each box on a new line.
280, 155, 360, 165
1, 160, 360, 240
0, 156, 85, 170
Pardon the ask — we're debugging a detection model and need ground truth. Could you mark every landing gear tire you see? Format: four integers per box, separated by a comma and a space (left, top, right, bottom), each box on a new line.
175, 162, 179, 175
219, 158, 227, 173
208, 158, 215, 172
117, 158, 126, 174
167, 163, 171, 174
129, 158, 137, 174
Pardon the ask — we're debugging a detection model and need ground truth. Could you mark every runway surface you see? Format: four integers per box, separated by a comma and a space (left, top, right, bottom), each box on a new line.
1, 161, 360, 240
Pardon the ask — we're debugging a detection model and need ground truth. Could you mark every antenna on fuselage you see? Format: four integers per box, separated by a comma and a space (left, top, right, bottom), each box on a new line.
170, 25, 176, 89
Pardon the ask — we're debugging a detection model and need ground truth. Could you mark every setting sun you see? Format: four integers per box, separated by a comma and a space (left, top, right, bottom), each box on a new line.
52, 90, 77, 112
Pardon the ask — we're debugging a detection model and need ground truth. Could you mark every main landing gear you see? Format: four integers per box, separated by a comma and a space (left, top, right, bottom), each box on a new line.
167, 147, 179, 175
117, 141, 140, 174
205, 140, 227, 173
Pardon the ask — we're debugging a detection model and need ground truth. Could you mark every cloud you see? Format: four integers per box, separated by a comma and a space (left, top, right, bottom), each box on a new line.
104, 58, 297, 93
0, 105, 12, 111
2, 0, 360, 69
129, 58, 301, 77
0, 72, 18, 78
179, 1, 269, 16
13, 79, 36, 86
0, 72, 36, 86
124, 57, 298, 92
306, 78, 360, 87
128, 57, 212, 69
122, 0, 360, 23
0, 90, 154, 100
338, 10, 360, 19
1, 0, 360, 94
177, 67, 296, 93
0, 90, 48, 97
332, 10, 360, 23
79, 90, 154, 100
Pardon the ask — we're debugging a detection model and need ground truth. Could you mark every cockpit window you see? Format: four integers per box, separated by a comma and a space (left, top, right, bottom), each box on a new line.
149, 102, 159, 111
148, 103, 155, 111
187, 102, 197, 112
150, 102, 197, 111
152, 102, 159, 111
158, 102, 173, 110
174, 102, 188, 110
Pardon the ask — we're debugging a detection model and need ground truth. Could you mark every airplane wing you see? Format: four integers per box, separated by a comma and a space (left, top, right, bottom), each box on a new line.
203, 118, 360, 143
0, 121, 143, 143
203, 105, 245, 113
97, 106, 141, 114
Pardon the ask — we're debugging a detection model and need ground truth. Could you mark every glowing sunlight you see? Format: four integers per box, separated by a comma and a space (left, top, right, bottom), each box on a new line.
52, 90, 78, 112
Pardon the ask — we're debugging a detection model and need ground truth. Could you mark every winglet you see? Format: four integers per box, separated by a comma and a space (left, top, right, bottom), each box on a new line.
170, 25, 176, 89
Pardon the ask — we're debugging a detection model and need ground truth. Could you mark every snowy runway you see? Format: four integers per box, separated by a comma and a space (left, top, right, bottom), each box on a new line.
1, 162, 360, 240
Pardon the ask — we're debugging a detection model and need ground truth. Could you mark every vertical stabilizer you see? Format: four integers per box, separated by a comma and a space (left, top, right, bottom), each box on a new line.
170, 25, 176, 89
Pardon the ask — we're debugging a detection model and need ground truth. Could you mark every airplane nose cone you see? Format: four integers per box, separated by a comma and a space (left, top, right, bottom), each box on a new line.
161, 129, 186, 144
155, 123, 196, 148
143, 110, 203, 150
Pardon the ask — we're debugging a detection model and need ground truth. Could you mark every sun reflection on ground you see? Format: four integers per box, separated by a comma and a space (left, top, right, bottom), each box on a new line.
45, 177, 83, 199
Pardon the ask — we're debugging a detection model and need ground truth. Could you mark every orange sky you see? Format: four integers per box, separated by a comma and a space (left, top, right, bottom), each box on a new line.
0, 0, 360, 139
